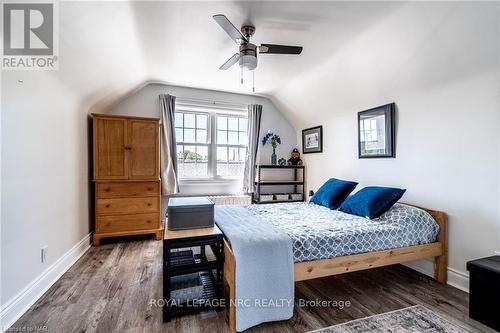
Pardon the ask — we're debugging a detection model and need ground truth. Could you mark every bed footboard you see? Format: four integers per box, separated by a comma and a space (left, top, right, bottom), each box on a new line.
402, 202, 448, 284
430, 208, 448, 283
224, 240, 237, 333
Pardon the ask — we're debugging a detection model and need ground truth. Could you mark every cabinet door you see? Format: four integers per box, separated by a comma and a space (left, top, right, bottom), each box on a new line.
128, 119, 159, 179
94, 117, 128, 180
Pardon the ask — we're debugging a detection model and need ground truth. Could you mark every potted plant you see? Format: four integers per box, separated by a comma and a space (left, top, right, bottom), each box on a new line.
262, 131, 282, 165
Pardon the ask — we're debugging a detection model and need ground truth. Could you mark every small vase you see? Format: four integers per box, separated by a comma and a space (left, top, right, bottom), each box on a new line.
271, 148, 277, 165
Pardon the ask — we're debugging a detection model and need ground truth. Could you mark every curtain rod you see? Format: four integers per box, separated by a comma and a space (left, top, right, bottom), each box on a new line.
176, 96, 248, 109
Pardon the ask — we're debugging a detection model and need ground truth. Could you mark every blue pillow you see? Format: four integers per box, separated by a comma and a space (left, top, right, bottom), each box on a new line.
339, 186, 406, 219
310, 178, 358, 209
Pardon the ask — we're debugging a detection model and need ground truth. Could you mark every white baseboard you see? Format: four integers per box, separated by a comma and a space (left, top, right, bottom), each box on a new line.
404, 259, 469, 293
0, 233, 92, 330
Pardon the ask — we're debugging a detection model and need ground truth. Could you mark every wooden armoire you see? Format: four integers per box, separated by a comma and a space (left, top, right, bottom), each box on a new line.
92, 113, 162, 246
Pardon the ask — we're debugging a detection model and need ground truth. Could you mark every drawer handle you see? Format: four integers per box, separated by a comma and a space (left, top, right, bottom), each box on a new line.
147, 203, 152, 207
105, 188, 110, 192
146, 220, 151, 223
105, 204, 110, 208
147, 187, 153, 191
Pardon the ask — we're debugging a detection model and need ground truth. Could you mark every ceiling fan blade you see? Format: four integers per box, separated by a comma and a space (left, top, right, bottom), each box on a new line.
259, 44, 303, 55
219, 53, 240, 70
213, 14, 248, 44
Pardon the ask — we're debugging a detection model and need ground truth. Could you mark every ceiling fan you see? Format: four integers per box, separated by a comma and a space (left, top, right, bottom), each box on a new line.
213, 14, 303, 71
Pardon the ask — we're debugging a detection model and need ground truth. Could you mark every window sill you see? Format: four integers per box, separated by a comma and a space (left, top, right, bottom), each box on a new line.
179, 178, 242, 184
176, 178, 244, 196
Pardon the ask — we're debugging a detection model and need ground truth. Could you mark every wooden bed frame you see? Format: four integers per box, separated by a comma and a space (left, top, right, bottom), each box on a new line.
222, 202, 448, 333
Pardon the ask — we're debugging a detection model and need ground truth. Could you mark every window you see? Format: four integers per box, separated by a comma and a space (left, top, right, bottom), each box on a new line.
175, 112, 209, 178
175, 106, 248, 180
216, 115, 247, 177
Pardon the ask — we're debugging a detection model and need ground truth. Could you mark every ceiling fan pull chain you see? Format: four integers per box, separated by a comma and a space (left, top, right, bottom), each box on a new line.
252, 70, 255, 93
241, 66, 243, 84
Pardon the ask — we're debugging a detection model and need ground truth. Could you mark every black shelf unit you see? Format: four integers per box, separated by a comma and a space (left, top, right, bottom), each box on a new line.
254, 165, 305, 169
253, 165, 305, 204
163, 229, 224, 322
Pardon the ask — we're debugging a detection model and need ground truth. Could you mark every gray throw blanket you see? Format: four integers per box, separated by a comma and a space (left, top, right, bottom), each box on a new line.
215, 206, 294, 332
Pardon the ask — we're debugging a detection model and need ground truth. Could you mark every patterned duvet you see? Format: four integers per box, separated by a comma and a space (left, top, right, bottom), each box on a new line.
239, 202, 440, 262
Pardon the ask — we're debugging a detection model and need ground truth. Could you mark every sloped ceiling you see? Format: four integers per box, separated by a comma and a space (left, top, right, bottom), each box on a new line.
273, 1, 500, 127
6, 1, 494, 125
5, 1, 403, 116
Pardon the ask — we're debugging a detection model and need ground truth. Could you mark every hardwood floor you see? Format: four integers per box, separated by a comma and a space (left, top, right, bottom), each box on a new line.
11, 237, 494, 333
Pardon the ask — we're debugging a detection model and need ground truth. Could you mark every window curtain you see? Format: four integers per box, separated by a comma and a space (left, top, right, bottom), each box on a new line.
159, 94, 179, 195
243, 104, 262, 193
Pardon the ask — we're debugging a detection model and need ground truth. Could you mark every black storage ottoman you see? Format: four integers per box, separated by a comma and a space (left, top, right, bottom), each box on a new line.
167, 197, 214, 230
466, 256, 500, 331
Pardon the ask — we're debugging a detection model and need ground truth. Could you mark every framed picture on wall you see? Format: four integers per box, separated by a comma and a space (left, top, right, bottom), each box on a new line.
302, 125, 323, 154
358, 103, 395, 158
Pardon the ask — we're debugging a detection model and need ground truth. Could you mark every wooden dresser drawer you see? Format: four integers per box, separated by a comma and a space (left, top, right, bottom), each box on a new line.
96, 197, 159, 215
96, 181, 160, 198
97, 213, 160, 233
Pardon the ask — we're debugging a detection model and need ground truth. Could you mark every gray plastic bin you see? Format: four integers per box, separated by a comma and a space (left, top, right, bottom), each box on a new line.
167, 197, 214, 230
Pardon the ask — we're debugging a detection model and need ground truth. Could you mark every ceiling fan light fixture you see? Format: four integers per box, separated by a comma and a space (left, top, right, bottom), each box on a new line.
240, 54, 257, 71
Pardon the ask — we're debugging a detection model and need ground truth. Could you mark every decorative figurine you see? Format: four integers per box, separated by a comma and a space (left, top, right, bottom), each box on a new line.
278, 158, 287, 166
287, 148, 303, 166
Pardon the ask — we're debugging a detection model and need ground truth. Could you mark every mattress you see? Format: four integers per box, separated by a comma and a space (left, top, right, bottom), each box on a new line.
236, 202, 440, 262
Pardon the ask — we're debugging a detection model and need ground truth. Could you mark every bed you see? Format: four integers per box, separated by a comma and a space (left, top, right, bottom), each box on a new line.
216, 201, 448, 333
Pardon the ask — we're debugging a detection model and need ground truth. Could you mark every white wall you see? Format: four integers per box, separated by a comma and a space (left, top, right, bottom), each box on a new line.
0, 76, 295, 321
1, 70, 91, 324
274, 2, 500, 286
1, 6, 497, 326
108, 82, 297, 199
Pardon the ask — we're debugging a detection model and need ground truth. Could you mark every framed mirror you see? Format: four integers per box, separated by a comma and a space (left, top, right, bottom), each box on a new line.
358, 103, 395, 158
